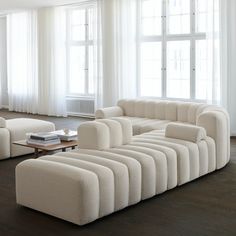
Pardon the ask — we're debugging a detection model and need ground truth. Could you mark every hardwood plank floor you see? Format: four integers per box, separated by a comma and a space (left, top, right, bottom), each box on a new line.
0, 108, 93, 130
0, 110, 236, 236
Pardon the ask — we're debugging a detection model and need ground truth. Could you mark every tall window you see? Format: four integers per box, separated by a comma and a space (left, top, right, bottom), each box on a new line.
138, 0, 212, 100
66, 3, 96, 97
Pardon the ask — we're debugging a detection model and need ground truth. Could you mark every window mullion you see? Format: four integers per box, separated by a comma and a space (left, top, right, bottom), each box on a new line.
162, 0, 167, 98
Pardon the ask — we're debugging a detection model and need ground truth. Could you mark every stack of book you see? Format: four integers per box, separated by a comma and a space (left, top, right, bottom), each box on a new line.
51, 130, 78, 141
27, 132, 61, 146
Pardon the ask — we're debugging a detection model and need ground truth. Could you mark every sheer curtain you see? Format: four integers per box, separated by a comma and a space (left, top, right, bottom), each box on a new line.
7, 11, 38, 113
0, 17, 7, 109
95, 0, 137, 109
221, 0, 236, 134
37, 7, 67, 117
205, 0, 225, 106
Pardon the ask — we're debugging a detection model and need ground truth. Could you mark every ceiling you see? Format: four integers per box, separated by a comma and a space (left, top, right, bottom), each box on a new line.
0, 0, 83, 14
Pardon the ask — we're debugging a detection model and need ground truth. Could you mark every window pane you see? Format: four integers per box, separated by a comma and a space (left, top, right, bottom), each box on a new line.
69, 46, 85, 94
88, 45, 94, 94
167, 40, 190, 98
166, 0, 190, 34
195, 0, 207, 32
140, 42, 162, 97
141, 0, 162, 36
70, 9, 86, 41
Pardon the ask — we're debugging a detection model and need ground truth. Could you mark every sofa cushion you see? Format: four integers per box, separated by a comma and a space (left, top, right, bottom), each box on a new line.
70, 149, 142, 205
119, 116, 170, 135
97, 119, 123, 147
40, 155, 115, 218
139, 120, 170, 134
165, 123, 207, 143
110, 117, 133, 144
53, 152, 129, 211
95, 106, 123, 119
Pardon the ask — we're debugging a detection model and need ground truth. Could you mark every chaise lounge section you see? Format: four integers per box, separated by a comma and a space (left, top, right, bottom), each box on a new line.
15, 100, 230, 225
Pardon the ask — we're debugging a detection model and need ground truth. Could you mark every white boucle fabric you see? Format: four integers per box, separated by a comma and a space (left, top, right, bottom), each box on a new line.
95, 106, 123, 119
0, 117, 6, 128
78, 121, 110, 150
15, 99, 230, 226
6, 118, 55, 157
97, 119, 123, 147
110, 117, 133, 144
165, 122, 207, 143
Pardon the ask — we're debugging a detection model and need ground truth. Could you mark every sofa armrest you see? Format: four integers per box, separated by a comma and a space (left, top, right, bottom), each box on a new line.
197, 110, 230, 169
165, 123, 206, 143
78, 121, 110, 150
0, 117, 6, 128
95, 106, 124, 119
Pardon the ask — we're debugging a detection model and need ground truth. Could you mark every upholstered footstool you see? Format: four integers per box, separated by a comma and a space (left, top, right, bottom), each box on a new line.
0, 118, 55, 159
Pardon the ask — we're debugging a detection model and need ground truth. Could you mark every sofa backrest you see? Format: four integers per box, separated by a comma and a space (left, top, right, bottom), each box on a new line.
117, 99, 220, 124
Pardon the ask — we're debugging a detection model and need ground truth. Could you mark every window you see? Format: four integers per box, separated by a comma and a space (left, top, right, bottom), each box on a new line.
66, 4, 96, 97
138, 0, 209, 100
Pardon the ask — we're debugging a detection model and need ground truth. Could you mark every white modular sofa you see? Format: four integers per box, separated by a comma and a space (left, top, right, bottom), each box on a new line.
96, 99, 230, 168
0, 117, 55, 160
16, 100, 230, 225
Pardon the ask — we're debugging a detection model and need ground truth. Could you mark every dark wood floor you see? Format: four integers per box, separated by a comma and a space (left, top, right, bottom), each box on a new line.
0, 109, 236, 236
0, 109, 93, 130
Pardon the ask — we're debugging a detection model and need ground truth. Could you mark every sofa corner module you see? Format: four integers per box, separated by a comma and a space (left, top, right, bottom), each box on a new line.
197, 110, 230, 169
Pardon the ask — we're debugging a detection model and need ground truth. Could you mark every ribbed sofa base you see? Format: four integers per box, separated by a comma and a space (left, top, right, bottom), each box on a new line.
16, 131, 229, 226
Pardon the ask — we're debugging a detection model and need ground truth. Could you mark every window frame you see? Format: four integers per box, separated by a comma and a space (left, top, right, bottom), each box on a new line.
137, 0, 207, 102
66, 2, 96, 98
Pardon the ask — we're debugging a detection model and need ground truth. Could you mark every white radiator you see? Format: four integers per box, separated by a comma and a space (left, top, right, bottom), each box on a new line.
66, 97, 95, 117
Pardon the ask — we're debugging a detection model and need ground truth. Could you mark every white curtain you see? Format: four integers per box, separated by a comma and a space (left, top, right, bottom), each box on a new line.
7, 11, 38, 113
0, 17, 7, 109
95, 0, 138, 109
37, 7, 67, 117
205, 0, 220, 105
221, 0, 236, 135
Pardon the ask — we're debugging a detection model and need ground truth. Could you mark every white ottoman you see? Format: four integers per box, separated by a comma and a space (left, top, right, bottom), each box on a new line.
0, 118, 55, 159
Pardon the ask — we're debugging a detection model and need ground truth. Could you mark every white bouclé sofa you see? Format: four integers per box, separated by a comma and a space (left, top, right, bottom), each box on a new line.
96, 99, 230, 168
15, 100, 230, 225
0, 117, 55, 160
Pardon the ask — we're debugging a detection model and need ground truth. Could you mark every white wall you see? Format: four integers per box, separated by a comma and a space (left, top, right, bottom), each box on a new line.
0, 17, 8, 107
